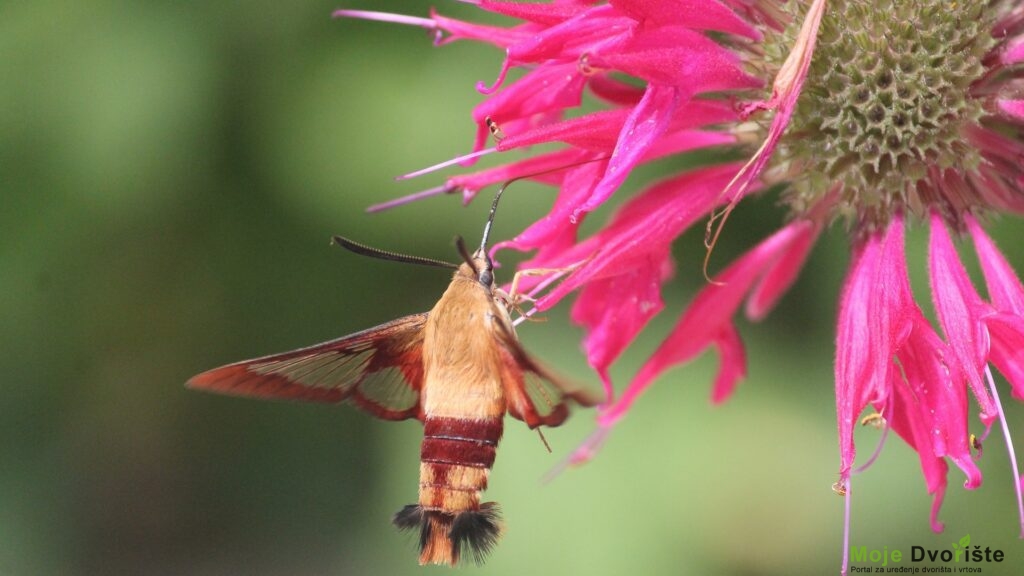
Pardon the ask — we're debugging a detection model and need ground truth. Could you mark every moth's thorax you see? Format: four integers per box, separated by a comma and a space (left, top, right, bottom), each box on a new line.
420, 270, 509, 420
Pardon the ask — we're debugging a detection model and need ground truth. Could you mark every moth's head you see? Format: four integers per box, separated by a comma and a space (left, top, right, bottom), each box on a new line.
473, 249, 494, 288
455, 244, 494, 288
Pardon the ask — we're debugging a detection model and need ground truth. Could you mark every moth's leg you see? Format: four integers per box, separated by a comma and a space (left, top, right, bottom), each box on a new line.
501, 263, 585, 323
507, 263, 582, 304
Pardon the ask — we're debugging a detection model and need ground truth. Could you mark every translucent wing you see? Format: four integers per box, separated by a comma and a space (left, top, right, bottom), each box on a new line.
493, 321, 603, 429
186, 313, 428, 421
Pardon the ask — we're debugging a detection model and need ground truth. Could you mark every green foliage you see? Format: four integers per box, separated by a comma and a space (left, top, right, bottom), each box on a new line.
3, 2, 1023, 575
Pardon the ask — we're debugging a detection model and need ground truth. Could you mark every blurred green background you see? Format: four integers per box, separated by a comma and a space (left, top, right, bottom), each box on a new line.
4, 1, 1024, 574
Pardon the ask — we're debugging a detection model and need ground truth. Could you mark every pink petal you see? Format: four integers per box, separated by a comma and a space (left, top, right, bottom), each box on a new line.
986, 314, 1024, 401
573, 84, 682, 218
835, 220, 910, 479
478, 0, 590, 25
571, 255, 669, 380
449, 148, 592, 204
997, 99, 1024, 123
471, 63, 587, 153
598, 219, 813, 426
586, 26, 760, 90
887, 365, 952, 533
710, 325, 747, 403
644, 129, 737, 161
896, 318, 981, 491
537, 163, 740, 308
588, 74, 645, 105
480, 4, 630, 93
928, 213, 998, 426
431, 10, 535, 47
493, 159, 608, 253
498, 109, 631, 152
746, 219, 819, 320
968, 215, 1024, 315
610, 0, 761, 40
1000, 34, 1024, 66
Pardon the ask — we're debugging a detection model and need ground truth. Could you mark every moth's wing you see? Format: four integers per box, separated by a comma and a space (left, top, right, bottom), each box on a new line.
186, 313, 428, 421
492, 315, 603, 429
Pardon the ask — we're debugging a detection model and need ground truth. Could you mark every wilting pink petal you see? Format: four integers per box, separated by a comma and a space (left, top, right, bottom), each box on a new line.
838, 218, 982, 533
706, 0, 826, 247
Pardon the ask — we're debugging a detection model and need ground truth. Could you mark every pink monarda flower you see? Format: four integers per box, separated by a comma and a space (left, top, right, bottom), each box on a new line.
336, 0, 1024, 570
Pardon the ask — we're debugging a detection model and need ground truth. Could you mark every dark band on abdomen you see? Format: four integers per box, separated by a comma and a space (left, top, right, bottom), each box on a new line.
421, 417, 503, 468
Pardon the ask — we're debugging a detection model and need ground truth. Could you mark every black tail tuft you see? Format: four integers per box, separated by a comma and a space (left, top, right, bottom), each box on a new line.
393, 504, 432, 552
392, 503, 504, 565
449, 502, 504, 565
393, 504, 423, 530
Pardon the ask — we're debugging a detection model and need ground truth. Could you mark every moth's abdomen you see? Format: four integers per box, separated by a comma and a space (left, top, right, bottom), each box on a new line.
393, 417, 504, 565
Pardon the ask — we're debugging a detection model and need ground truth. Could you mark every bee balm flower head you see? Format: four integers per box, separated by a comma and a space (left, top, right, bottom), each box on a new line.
337, 0, 1024, 570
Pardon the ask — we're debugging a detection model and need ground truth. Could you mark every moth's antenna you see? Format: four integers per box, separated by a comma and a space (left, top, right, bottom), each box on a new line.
454, 235, 478, 273
331, 235, 459, 270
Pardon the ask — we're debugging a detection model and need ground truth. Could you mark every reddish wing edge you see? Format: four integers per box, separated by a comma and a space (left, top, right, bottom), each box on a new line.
493, 321, 604, 429
186, 313, 428, 421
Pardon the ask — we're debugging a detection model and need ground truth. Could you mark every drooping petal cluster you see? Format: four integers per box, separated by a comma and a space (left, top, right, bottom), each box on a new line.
835, 217, 981, 532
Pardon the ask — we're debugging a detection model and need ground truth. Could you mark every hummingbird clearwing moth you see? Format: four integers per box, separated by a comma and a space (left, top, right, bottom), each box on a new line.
187, 187, 602, 566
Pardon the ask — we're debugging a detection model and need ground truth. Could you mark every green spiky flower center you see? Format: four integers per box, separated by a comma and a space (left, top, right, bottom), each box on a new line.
772, 0, 995, 231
